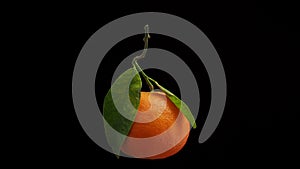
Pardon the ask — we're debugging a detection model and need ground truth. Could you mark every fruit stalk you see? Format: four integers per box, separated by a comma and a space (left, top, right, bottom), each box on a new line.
132, 24, 154, 91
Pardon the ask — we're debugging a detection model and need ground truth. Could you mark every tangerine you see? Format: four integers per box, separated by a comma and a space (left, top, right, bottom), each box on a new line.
121, 91, 190, 159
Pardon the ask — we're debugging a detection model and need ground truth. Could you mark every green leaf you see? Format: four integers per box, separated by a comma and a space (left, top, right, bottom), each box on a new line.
149, 78, 197, 128
103, 68, 142, 155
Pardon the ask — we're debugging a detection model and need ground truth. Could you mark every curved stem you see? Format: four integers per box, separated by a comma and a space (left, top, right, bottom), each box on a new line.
132, 25, 150, 62
132, 25, 154, 91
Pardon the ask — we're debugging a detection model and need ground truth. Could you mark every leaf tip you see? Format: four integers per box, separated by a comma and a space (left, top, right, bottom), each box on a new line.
192, 122, 197, 129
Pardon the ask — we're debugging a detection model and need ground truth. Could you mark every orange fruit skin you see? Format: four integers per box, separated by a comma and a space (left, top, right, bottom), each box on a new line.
121, 92, 190, 159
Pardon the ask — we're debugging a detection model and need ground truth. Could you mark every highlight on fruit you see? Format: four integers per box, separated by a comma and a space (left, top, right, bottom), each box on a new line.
103, 25, 196, 159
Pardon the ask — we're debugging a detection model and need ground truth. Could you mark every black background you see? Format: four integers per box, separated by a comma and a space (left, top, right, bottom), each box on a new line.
23, 1, 299, 166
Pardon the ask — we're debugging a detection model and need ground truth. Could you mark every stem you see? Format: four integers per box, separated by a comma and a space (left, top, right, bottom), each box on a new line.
133, 60, 153, 91
132, 25, 150, 62
132, 25, 154, 91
